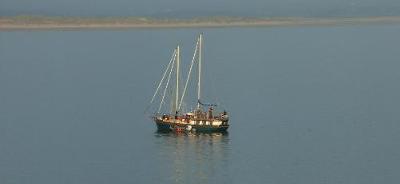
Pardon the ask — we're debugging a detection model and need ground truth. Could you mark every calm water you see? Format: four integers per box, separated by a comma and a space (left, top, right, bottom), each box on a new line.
1, 25, 400, 184
2, 0, 400, 17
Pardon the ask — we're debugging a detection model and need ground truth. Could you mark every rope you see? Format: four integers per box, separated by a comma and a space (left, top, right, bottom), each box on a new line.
158, 51, 176, 113
178, 37, 199, 110
144, 49, 176, 114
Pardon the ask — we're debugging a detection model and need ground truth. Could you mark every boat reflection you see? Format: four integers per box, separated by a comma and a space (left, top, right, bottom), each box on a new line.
154, 131, 231, 184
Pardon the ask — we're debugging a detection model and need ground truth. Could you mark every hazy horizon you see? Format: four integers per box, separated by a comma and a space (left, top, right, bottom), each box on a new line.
1, 0, 400, 18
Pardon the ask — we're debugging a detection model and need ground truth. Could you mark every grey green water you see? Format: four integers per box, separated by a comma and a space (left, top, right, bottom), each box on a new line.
1, 25, 400, 183
2, 0, 400, 17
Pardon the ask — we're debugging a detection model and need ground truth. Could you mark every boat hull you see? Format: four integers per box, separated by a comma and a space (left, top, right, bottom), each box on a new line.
155, 118, 229, 132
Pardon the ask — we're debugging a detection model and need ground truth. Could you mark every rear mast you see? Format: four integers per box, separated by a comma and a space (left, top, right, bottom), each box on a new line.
197, 34, 202, 109
176, 45, 180, 114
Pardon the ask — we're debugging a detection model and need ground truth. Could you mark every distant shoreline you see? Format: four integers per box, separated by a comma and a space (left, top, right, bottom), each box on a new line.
1, 16, 400, 30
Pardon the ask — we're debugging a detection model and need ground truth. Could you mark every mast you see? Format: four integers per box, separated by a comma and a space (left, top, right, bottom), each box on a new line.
197, 34, 202, 109
176, 45, 180, 113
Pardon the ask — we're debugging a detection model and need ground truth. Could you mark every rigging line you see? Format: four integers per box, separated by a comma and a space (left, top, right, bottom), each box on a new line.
158, 50, 177, 113
144, 49, 176, 114
146, 50, 176, 110
178, 37, 199, 110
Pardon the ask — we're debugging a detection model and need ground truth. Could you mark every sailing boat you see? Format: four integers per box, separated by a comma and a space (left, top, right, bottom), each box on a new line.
147, 34, 229, 132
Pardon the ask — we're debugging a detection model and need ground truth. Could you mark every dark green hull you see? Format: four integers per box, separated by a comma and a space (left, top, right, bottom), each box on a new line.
155, 119, 229, 132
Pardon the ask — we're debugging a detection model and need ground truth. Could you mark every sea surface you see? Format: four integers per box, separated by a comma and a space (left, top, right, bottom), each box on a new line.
1, 0, 400, 17
1, 24, 400, 184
